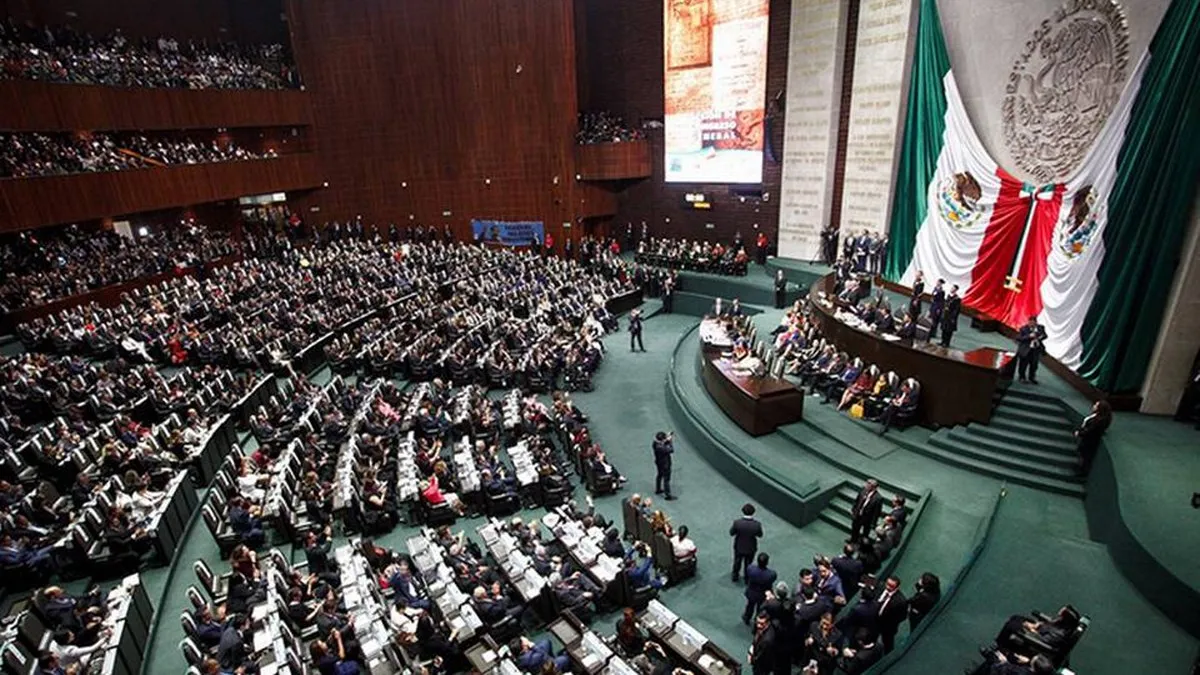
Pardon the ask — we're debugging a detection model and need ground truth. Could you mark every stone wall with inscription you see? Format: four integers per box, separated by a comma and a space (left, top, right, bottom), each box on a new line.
836, 0, 916, 241
937, 0, 1170, 182
777, 0, 848, 261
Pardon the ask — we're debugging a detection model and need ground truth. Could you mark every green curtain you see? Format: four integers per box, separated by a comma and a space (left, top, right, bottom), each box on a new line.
882, 0, 950, 282
1078, 0, 1200, 393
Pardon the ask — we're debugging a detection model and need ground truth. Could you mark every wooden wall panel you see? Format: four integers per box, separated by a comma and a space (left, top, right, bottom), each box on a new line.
0, 155, 322, 231
575, 141, 652, 180
0, 81, 312, 132
285, 0, 580, 247
579, 0, 791, 244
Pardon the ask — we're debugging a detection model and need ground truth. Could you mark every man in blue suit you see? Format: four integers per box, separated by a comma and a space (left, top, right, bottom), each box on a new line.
388, 568, 430, 610
511, 636, 572, 673
742, 552, 778, 625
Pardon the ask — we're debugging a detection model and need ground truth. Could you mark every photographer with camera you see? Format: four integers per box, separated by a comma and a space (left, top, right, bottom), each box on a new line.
653, 430, 676, 500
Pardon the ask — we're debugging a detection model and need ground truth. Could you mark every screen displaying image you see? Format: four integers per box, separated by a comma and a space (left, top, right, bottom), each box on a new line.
664, 0, 769, 184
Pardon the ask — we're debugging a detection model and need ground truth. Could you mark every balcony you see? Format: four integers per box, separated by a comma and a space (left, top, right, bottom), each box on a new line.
0, 155, 323, 232
0, 80, 312, 131
574, 140, 652, 181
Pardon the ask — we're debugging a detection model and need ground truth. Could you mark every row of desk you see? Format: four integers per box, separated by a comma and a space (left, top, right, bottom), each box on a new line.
807, 275, 1012, 426
1, 574, 153, 675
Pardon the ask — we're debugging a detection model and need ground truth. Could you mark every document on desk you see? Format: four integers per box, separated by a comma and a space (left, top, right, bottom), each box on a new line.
252, 629, 272, 653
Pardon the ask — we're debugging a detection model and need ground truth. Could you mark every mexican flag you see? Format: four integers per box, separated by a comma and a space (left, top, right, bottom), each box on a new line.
885, 0, 1200, 391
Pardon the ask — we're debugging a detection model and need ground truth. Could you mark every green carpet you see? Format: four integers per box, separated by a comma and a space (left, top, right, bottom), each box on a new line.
139, 308, 1200, 675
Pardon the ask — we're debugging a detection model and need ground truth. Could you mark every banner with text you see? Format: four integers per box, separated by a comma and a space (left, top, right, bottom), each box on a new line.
664, 0, 770, 184
837, 0, 915, 246
777, 0, 848, 260
471, 220, 545, 247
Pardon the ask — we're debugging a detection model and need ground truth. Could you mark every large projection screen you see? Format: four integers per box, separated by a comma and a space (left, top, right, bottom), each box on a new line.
664, 0, 770, 184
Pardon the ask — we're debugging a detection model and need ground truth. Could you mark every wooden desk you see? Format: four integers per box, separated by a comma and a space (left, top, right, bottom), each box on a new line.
808, 275, 1012, 426
699, 350, 804, 436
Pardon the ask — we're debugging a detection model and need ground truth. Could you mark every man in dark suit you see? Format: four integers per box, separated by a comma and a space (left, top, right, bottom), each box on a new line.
793, 586, 831, 644
1015, 316, 1048, 383
217, 614, 256, 674
774, 271, 788, 309
748, 612, 778, 675
927, 279, 945, 341
850, 480, 883, 543
652, 431, 675, 500
839, 628, 884, 674
730, 503, 764, 582
629, 308, 645, 352
1074, 400, 1112, 475
742, 553, 778, 625
874, 575, 909, 653
831, 544, 864, 597
939, 284, 961, 348
909, 271, 925, 319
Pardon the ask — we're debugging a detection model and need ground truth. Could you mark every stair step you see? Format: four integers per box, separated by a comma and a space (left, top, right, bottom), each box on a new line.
1003, 388, 1070, 405
988, 415, 1075, 439
907, 443, 1086, 497
967, 425, 1078, 456
818, 511, 852, 533
943, 431, 1078, 469
929, 436, 1083, 481
993, 407, 1074, 429
998, 395, 1067, 416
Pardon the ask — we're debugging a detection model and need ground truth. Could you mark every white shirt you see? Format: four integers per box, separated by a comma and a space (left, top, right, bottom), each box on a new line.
672, 535, 697, 559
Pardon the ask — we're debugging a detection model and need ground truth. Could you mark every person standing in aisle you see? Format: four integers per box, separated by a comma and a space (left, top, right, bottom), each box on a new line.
730, 503, 764, 583
652, 431, 675, 500
774, 271, 788, 309
629, 308, 645, 352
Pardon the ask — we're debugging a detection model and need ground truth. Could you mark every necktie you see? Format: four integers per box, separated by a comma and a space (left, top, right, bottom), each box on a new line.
879, 591, 891, 615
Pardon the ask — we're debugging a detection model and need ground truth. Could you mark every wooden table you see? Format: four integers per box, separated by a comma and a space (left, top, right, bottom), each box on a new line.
699, 348, 805, 436
808, 275, 1012, 426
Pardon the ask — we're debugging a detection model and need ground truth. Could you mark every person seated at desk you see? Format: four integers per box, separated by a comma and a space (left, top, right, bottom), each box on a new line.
895, 313, 917, 340
472, 584, 522, 624
194, 603, 227, 649
226, 496, 266, 549
389, 566, 431, 610
603, 528, 627, 558
625, 542, 665, 590
871, 306, 895, 334
217, 614, 258, 675
877, 380, 919, 435
102, 507, 153, 562
510, 636, 572, 674
310, 629, 361, 675
420, 475, 466, 515
837, 367, 876, 412
552, 575, 596, 622
589, 449, 625, 484
838, 279, 863, 305
614, 607, 647, 656
48, 627, 109, 673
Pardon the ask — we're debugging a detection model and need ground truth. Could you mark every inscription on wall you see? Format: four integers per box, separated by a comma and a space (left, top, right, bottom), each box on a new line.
1002, 0, 1130, 183
777, 0, 847, 260
837, 0, 914, 241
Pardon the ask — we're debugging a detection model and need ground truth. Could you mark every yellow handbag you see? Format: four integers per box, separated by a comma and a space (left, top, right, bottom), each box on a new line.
849, 402, 865, 419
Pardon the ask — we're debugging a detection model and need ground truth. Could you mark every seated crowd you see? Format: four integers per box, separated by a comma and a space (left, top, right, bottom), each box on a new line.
0, 132, 267, 179
0, 19, 297, 89
0, 222, 235, 312
576, 111, 645, 144
636, 236, 750, 276
773, 301, 921, 434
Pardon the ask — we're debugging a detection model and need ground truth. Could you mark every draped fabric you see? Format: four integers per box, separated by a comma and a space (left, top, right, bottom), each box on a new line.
1077, 0, 1200, 392
889, 0, 1200, 392
882, 0, 950, 281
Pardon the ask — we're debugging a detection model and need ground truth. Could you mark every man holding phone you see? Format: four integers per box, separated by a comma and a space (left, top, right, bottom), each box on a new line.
653, 431, 676, 500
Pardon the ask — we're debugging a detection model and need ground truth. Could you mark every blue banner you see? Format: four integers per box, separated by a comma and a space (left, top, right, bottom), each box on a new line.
471, 220, 545, 247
